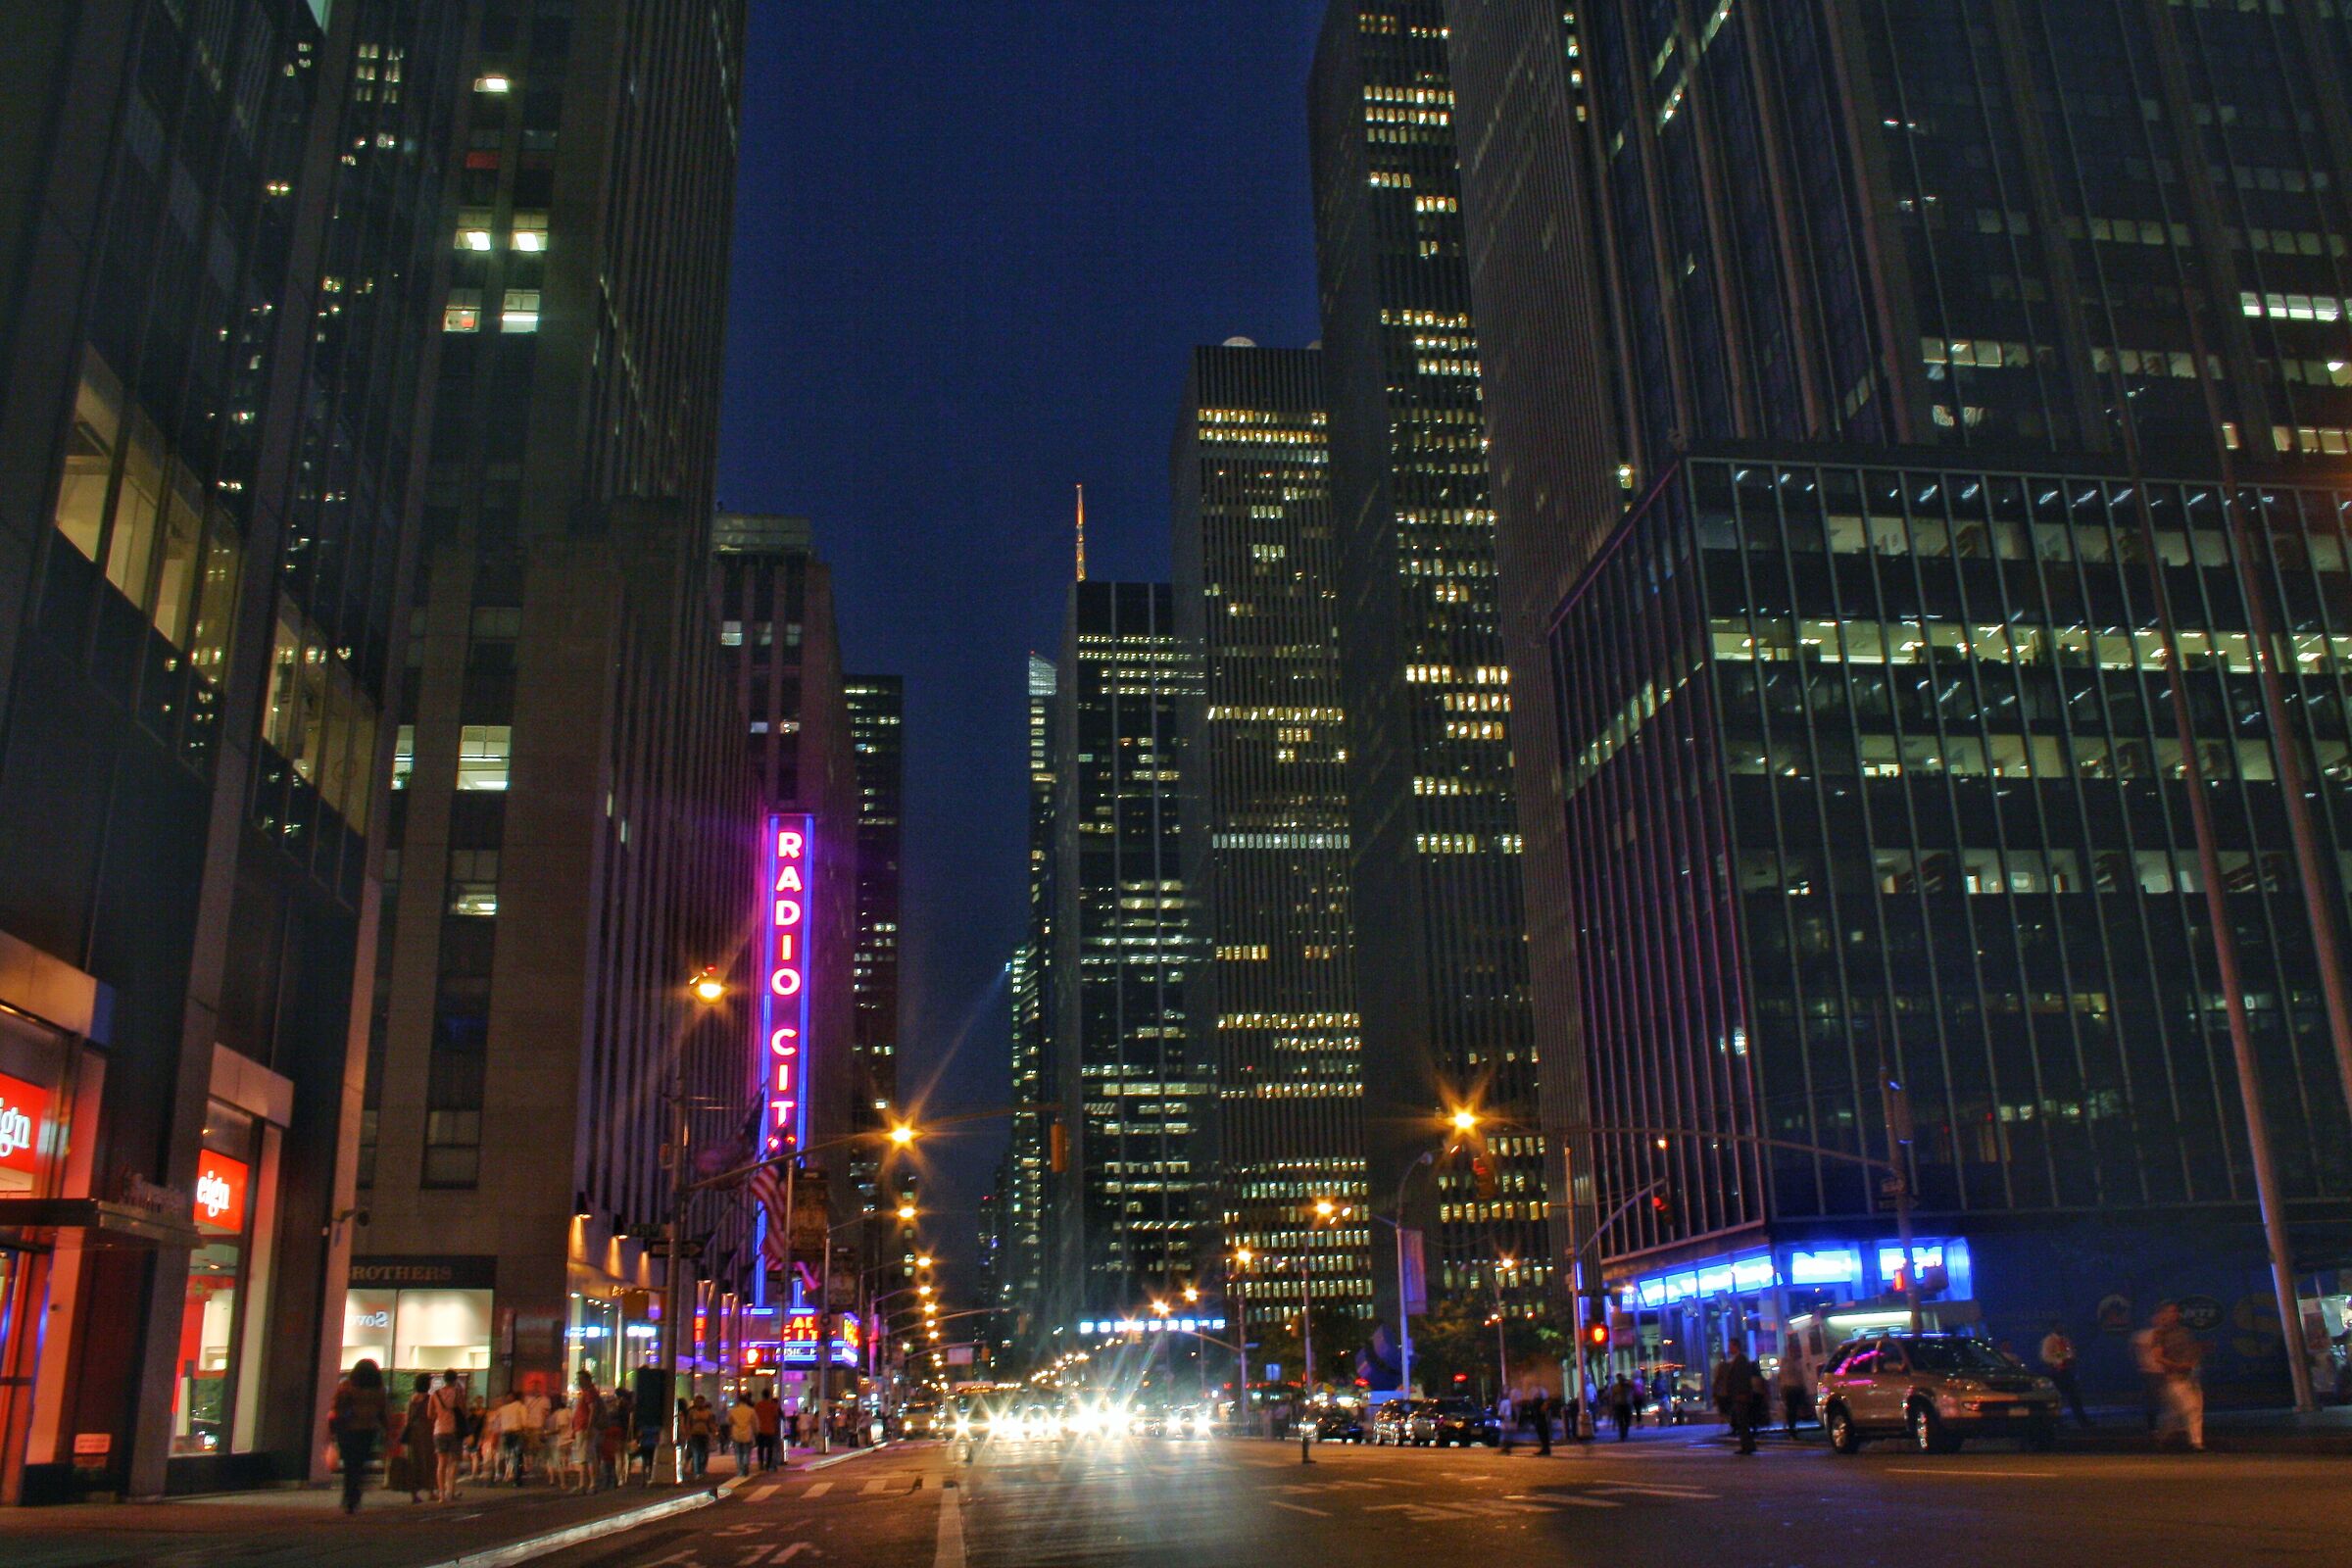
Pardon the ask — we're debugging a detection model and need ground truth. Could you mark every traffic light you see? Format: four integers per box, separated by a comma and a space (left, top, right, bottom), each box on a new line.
1586, 1317, 1610, 1351
1648, 1190, 1674, 1223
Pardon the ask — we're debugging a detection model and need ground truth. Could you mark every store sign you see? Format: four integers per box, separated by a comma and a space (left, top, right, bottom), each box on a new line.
759, 813, 817, 1157
0, 1071, 53, 1178
193, 1150, 249, 1234
777, 1306, 859, 1367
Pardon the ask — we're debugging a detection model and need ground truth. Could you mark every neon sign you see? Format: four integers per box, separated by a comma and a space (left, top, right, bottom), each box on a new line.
0, 1073, 49, 1178
760, 812, 816, 1158
778, 1307, 860, 1367
194, 1150, 250, 1234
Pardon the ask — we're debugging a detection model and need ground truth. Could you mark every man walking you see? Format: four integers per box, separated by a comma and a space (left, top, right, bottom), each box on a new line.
2040, 1323, 2091, 1428
1496, 1390, 1515, 1453
755, 1386, 783, 1471
1777, 1352, 1809, 1434
1714, 1346, 1764, 1454
1610, 1376, 1635, 1442
728, 1392, 759, 1474
1535, 1390, 1553, 1455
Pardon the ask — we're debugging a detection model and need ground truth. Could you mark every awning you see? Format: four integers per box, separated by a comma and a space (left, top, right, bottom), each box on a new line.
0, 1198, 205, 1250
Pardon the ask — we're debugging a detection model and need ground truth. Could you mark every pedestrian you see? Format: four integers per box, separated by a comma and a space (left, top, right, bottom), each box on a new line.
687, 1395, 715, 1479
1713, 1346, 1764, 1454
1496, 1390, 1515, 1453
1528, 1386, 1552, 1455
1610, 1376, 1635, 1442
430, 1369, 468, 1502
494, 1391, 527, 1481
2040, 1323, 2091, 1428
520, 1383, 552, 1484
755, 1385, 783, 1471
469, 1393, 493, 1480
2150, 1303, 2207, 1452
728, 1392, 759, 1474
2132, 1317, 2166, 1432
389, 1374, 434, 1502
1777, 1352, 1808, 1434
611, 1388, 637, 1486
568, 1372, 603, 1493
327, 1358, 390, 1516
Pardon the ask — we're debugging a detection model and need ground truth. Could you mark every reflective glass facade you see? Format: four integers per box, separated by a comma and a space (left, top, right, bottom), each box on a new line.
1553, 453, 2352, 1267
1054, 584, 1207, 1316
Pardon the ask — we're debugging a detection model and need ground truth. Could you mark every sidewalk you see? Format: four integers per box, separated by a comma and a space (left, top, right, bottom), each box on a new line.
1655, 1403, 2352, 1457
5, 1467, 735, 1568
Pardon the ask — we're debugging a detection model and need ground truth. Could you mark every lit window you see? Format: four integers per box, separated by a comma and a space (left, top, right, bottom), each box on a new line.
391, 724, 416, 789
474, 74, 512, 94
457, 724, 512, 791
512, 213, 549, 253
500, 289, 540, 332
443, 289, 481, 332
456, 208, 494, 252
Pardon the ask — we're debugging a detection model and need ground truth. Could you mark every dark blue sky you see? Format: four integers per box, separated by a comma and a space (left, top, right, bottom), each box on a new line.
717, 3, 1329, 1283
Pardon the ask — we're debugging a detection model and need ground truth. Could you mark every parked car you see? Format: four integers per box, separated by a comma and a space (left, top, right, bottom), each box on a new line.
1409, 1396, 1496, 1447
1310, 1403, 1364, 1443
1816, 1333, 2061, 1453
1370, 1398, 1425, 1446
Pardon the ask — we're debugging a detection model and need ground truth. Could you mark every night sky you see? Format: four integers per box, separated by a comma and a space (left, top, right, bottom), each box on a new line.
717, 3, 1329, 1287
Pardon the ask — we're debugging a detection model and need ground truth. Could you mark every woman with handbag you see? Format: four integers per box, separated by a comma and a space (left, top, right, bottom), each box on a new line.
326, 1360, 389, 1515
387, 1374, 435, 1502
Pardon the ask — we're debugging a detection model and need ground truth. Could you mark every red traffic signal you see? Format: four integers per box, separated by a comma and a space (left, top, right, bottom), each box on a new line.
1452, 1372, 1469, 1384
1586, 1320, 1609, 1349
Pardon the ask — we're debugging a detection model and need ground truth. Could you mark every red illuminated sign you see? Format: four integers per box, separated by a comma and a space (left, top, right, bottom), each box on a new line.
194, 1150, 250, 1234
0, 1072, 51, 1181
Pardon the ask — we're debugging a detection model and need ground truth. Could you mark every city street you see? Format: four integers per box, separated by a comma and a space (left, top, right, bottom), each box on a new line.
534, 1436, 2348, 1568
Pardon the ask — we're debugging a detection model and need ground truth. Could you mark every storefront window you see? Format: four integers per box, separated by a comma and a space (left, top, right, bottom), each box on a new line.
173, 1103, 254, 1455
567, 1293, 621, 1393
341, 1285, 490, 1390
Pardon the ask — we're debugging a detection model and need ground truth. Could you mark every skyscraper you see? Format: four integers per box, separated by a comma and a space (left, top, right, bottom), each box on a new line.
1171, 343, 1372, 1318
1002, 655, 1057, 1339
844, 673, 908, 1271
1309, 0, 1547, 1322
0, 0, 462, 1500
1052, 583, 1205, 1320
1449, 0, 2352, 1405
356, 0, 758, 1404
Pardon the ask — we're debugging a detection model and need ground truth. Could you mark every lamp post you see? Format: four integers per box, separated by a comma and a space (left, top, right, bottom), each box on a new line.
1231, 1248, 1252, 1433
1488, 1256, 1514, 1403
654, 968, 730, 1485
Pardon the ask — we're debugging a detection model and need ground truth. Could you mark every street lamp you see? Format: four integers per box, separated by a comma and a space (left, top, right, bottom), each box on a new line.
655, 968, 732, 1483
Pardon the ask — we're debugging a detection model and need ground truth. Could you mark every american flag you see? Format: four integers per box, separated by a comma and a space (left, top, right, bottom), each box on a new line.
749, 1161, 791, 1269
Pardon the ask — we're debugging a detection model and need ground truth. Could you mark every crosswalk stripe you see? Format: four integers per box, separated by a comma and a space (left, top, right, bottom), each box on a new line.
1506, 1493, 1622, 1509
748, 1483, 782, 1503
803, 1480, 833, 1497
861, 1476, 894, 1494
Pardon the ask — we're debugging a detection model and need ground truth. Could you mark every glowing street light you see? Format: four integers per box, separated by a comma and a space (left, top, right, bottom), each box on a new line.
690, 968, 728, 1004
889, 1123, 918, 1148
896, 1201, 918, 1221
1450, 1107, 1480, 1135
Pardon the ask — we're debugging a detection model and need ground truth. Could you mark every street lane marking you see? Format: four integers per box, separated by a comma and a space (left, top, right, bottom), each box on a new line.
747, 1483, 782, 1503
1504, 1493, 1622, 1509
933, 1482, 966, 1568
1884, 1467, 2060, 1479
774, 1546, 815, 1563
1268, 1499, 1331, 1516
861, 1477, 894, 1494
802, 1480, 833, 1497
1589, 1482, 1718, 1498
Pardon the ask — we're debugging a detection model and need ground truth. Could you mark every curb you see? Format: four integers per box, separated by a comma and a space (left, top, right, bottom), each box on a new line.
801, 1440, 893, 1472
415, 1476, 746, 1568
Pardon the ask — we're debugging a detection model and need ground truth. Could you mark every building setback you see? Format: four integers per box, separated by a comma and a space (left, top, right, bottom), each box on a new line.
0, 0, 461, 1500
356, 0, 759, 1408
1052, 583, 1205, 1322
1171, 343, 1373, 1319
1309, 0, 1547, 1321
1448, 0, 2352, 1404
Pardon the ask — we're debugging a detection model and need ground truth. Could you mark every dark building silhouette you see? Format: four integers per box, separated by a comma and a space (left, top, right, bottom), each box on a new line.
356, 0, 763, 1407
1171, 343, 1373, 1319
0, 0, 463, 1500
1002, 654, 1057, 1340
1309, 0, 1547, 1333
1449, 0, 2352, 1404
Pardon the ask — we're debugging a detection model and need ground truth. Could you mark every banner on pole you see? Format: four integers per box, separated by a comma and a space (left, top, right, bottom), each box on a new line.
1398, 1227, 1427, 1315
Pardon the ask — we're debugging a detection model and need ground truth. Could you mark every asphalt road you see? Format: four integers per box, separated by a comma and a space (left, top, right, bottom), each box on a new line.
536, 1432, 2346, 1568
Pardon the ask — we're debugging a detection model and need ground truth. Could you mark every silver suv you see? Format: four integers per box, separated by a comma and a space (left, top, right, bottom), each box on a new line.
1816, 1334, 2060, 1453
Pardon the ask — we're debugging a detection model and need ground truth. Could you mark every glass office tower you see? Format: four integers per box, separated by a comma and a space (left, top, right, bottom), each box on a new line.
1551, 451, 2352, 1404
1172, 344, 1373, 1319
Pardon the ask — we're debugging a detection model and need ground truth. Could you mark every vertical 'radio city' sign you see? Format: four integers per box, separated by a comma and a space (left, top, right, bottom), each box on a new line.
760, 812, 816, 1157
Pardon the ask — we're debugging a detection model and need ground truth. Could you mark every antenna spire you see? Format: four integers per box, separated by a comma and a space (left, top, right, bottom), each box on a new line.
1075, 483, 1087, 582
